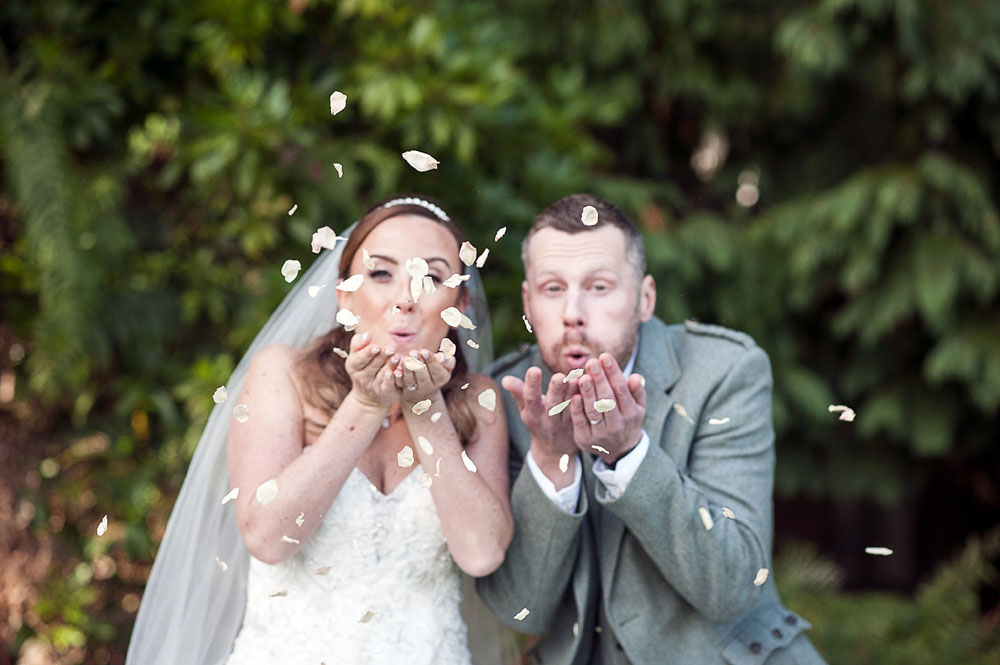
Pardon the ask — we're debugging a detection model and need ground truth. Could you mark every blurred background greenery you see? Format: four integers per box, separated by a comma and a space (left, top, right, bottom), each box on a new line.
1, 0, 998, 663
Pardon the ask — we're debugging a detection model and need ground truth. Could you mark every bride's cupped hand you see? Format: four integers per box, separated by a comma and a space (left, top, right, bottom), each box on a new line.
396, 349, 456, 407
344, 332, 401, 411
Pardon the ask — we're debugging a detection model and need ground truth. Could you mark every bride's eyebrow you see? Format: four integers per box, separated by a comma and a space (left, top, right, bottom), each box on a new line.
426, 257, 453, 270
367, 255, 453, 271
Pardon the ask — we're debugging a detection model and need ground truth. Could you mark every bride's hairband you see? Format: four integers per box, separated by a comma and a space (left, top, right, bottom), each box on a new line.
382, 197, 451, 223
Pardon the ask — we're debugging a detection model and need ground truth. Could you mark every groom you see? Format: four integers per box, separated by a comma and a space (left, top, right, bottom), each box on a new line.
478, 194, 826, 665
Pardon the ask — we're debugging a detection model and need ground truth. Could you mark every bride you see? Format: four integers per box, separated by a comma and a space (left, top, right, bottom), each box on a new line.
126, 196, 515, 665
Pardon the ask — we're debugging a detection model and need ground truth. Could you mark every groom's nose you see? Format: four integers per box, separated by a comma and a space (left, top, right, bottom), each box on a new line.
561, 288, 586, 329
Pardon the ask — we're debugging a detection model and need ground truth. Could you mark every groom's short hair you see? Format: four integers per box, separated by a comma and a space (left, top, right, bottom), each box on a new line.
522, 194, 647, 279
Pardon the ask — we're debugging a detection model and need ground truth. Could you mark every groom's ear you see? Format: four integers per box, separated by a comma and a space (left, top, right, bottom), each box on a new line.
521, 280, 530, 318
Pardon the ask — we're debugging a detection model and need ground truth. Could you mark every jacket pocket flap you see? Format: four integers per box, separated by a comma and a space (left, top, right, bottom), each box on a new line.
720, 603, 811, 665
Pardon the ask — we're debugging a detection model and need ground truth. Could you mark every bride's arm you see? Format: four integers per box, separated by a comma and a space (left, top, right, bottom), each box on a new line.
402, 369, 514, 577
228, 334, 395, 565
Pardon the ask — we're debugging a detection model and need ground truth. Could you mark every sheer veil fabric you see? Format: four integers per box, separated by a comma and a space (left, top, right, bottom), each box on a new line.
126, 218, 516, 665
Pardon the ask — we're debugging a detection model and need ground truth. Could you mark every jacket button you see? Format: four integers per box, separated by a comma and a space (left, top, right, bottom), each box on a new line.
784, 615, 797, 625
772, 629, 783, 639
749, 642, 762, 654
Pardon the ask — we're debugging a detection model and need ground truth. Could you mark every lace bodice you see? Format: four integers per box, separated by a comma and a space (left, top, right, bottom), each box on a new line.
225, 461, 471, 665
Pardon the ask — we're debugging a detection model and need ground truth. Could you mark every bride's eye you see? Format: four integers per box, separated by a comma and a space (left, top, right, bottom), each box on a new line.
368, 269, 392, 281
428, 274, 443, 285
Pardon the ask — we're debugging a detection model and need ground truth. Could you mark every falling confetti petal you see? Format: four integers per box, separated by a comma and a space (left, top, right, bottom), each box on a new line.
311, 226, 344, 253
573, 622, 579, 637
559, 454, 569, 473
442, 273, 470, 288
405, 257, 429, 279
721, 507, 736, 520
435, 458, 442, 477
459, 314, 476, 330
475, 248, 490, 268
281, 260, 302, 283
439, 338, 456, 358
397, 446, 414, 468
333, 163, 343, 178
467, 340, 480, 349
478, 388, 496, 412
281, 535, 301, 545
362, 248, 375, 270
233, 404, 250, 423
255, 479, 279, 505
673, 402, 695, 425
417, 436, 434, 455
336, 308, 360, 331
494, 227, 507, 242
430, 412, 442, 423
401, 150, 439, 172
591, 444, 610, 455
461, 450, 478, 472
581, 205, 599, 226
865, 547, 894, 556
337, 274, 364, 292
269, 589, 288, 598
412, 399, 432, 415
97, 515, 108, 536
308, 285, 326, 298
698, 507, 714, 531
459, 242, 477, 267
315, 566, 331, 575
548, 399, 572, 416
288, 204, 298, 216
708, 417, 730, 426
221, 487, 240, 505
563, 368, 584, 383
329, 91, 347, 115
403, 357, 426, 372
513, 608, 530, 621
409, 276, 423, 304
460, 382, 469, 390
332, 347, 348, 359
522, 315, 533, 333
594, 399, 617, 413
422, 275, 435, 294
753, 568, 769, 586
828, 404, 856, 422
359, 610, 374, 623
295, 512, 305, 527
441, 307, 463, 327
216, 557, 228, 572
213, 386, 228, 404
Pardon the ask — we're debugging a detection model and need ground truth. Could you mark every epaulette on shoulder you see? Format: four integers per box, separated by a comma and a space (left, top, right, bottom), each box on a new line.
682, 319, 756, 348
489, 343, 534, 378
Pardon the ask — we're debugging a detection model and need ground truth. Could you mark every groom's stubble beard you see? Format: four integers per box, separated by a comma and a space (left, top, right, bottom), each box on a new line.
538, 301, 643, 376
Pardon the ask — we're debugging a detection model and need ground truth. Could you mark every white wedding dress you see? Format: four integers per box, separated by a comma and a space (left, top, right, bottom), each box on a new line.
224, 460, 472, 665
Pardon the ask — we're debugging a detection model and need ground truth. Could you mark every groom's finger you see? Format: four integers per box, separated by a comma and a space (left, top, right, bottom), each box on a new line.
521, 366, 544, 413
501, 375, 526, 412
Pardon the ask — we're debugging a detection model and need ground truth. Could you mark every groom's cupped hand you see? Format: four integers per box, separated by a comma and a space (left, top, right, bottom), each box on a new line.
502, 367, 580, 485
569, 353, 646, 467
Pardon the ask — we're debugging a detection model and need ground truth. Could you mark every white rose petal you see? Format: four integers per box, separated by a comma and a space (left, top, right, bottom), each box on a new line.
332, 347, 349, 359
478, 388, 496, 412
269, 589, 288, 598
397, 446, 414, 468
563, 368, 584, 383
513, 608, 530, 621
828, 404, 856, 422
522, 315, 532, 333
581, 205, 599, 226
476, 248, 490, 268
865, 547, 894, 556
459, 242, 477, 266
460, 382, 469, 390
417, 436, 434, 455
311, 226, 344, 253
336, 308, 361, 331
288, 204, 298, 216
359, 610, 374, 623
333, 162, 343, 178
721, 507, 736, 520
329, 91, 347, 115
281, 259, 302, 283
573, 622, 579, 637
403, 356, 426, 371
97, 515, 108, 537
401, 150, 439, 172
559, 454, 569, 473
441, 307, 463, 327
494, 227, 507, 242
467, 340, 480, 350
435, 457, 442, 477
673, 402, 695, 425
233, 404, 250, 422
439, 338, 456, 358
442, 273, 470, 288
405, 257, 429, 279
422, 275, 436, 294
591, 444, 611, 455
418, 473, 433, 488
295, 512, 305, 527
459, 314, 476, 330
698, 507, 714, 531
215, 556, 228, 572
461, 450, 478, 473
213, 386, 228, 404
281, 535, 300, 545
362, 248, 375, 270
430, 411, 442, 423
308, 284, 326, 298
410, 276, 423, 304
594, 399, 617, 413
708, 417, 730, 426
753, 568, 769, 586
337, 274, 364, 292
221, 487, 240, 505
411, 399, 432, 416
255, 479, 279, 505
315, 566, 331, 575
548, 399, 572, 416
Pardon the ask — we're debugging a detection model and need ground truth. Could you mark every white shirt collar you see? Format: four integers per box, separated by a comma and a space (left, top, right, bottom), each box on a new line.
622, 332, 640, 376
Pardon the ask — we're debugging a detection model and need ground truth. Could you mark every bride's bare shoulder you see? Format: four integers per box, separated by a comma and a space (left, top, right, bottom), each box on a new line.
245, 345, 307, 402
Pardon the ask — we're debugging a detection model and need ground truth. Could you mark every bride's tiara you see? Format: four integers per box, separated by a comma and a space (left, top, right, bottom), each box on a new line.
382, 197, 451, 223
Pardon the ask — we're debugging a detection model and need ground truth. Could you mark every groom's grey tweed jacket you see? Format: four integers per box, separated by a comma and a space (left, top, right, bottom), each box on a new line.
478, 317, 826, 665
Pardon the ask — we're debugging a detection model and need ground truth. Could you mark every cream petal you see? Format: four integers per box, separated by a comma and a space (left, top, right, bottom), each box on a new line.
494, 227, 507, 242
581, 205, 599, 226
698, 507, 714, 531
440, 307, 463, 327
255, 479, 279, 505
213, 386, 228, 404
475, 248, 490, 268
401, 150, 439, 171
594, 398, 617, 413
333, 162, 344, 178
563, 368, 584, 383
233, 404, 250, 422
411, 399, 432, 415
417, 436, 434, 455
548, 399, 571, 416
459, 241, 477, 267
461, 450, 478, 473
329, 91, 347, 115
281, 259, 302, 283
97, 515, 108, 536
477, 388, 496, 412
397, 446, 415, 468
221, 487, 240, 504
753, 568, 769, 586
336, 274, 364, 292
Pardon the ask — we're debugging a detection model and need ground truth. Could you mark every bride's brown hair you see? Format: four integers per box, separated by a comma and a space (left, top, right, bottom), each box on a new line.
294, 196, 478, 444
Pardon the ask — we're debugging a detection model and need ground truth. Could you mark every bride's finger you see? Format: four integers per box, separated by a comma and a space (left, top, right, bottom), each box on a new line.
346, 342, 382, 374
348, 331, 371, 353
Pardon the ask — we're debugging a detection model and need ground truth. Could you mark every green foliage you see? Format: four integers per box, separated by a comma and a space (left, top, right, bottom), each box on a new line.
2, 0, 999, 661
